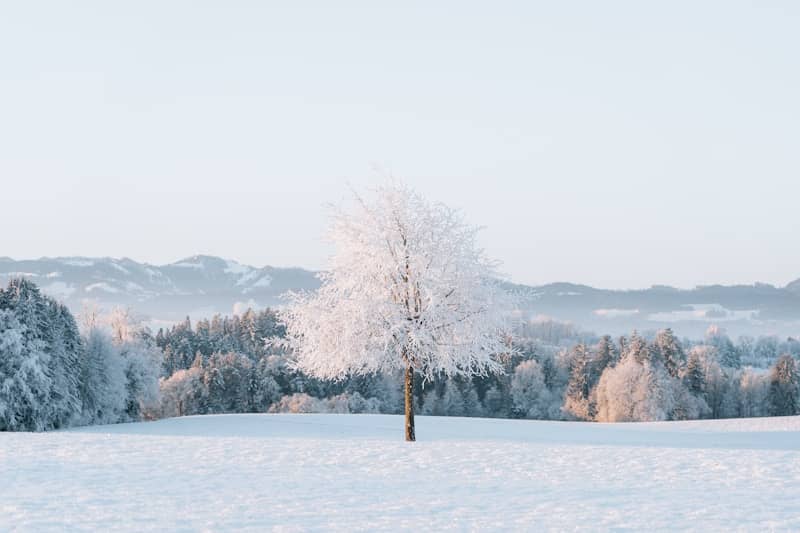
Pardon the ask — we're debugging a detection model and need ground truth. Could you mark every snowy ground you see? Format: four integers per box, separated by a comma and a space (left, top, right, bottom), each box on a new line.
2, 414, 799, 531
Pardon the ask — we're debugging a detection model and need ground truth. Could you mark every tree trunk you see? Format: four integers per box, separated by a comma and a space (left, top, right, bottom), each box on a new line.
404, 365, 415, 441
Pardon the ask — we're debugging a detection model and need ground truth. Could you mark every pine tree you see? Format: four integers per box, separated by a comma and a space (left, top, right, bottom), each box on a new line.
440, 381, 465, 416
510, 359, 553, 419
0, 310, 52, 431
482, 385, 509, 418
706, 326, 740, 369
683, 348, 706, 395
0, 279, 84, 430
592, 335, 616, 382
768, 354, 800, 416
652, 329, 684, 378
47, 302, 83, 428
80, 326, 126, 424
564, 344, 592, 420
624, 332, 650, 364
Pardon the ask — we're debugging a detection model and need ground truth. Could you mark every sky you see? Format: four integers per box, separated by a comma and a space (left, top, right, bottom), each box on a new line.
1, 1, 798, 290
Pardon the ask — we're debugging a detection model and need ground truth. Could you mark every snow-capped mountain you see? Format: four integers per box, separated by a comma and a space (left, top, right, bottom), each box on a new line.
1, 256, 798, 337
0, 255, 318, 325
786, 278, 800, 295
509, 280, 800, 337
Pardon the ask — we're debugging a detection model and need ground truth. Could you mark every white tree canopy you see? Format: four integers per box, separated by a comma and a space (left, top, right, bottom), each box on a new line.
281, 182, 516, 382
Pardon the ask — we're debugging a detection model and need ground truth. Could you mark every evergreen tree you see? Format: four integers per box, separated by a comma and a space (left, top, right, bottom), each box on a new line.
510, 359, 554, 419
80, 326, 126, 424
482, 385, 510, 418
706, 326, 740, 369
768, 354, 800, 416
0, 279, 84, 430
0, 310, 52, 431
564, 343, 592, 420
624, 332, 650, 364
652, 329, 684, 378
592, 335, 616, 382
683, 348, 706, 395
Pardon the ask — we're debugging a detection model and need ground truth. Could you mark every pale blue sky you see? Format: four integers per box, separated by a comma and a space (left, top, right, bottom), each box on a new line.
1, 1, 798, 289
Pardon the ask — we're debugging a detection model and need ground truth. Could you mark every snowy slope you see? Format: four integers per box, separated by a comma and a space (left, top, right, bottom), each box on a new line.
2, 414, 799, 531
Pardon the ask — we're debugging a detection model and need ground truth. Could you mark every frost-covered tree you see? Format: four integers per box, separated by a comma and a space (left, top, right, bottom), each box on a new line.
0, 279, 83, 430
482, 384, 510, 417
594, 354, 674, 422
159, 366, 205, 417
768, 354, 800, 416
738, 368, 769, 418
686, 345, 737, 418
510, 359, 555, 419
780, 337, 800, 359
651, 329, 684, 378
268, 393, 322, 413
46, 302, 83, 428
682, 347, 706, 395
204, 352, 253, 413
281, 182, 515, 440
0, 310, 52, 431
80, 326, 127, 424
623, 332, 650, 364
420, 379, 483, 417
706, 326, 740, 369
109, 309, 162, 420
754, 336, 779, 366
592, 335, 616, 380
250, 357, 283, 412
563, 344, 592, 420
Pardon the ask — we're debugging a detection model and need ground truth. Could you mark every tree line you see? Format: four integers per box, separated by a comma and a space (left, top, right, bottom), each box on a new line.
155, 312, 800, 422
1, 278, 798, 431
0, 279, 160, 431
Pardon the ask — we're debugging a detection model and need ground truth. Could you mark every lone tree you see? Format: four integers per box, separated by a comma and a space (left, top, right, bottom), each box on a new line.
281, 182, 514, 441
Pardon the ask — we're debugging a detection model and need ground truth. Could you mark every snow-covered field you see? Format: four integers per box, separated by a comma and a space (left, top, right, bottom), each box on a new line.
2, 414, 799, 531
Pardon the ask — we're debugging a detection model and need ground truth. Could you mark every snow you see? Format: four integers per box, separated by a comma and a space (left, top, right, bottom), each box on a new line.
170, 262, 204, 269
124, 281, 145, 293
648, 304, 759, 323
85, 282, 120, 294
41, 281, 76, 299
59, 259, 95, 267
283, 183, 513, 384
226, 261, 274, 290
224, 260, 252, 276
594, 308, 641, 318
2, 414, 799, 531
108, 262, 131, 275
144, 267, 163, 279
242, 274, 272, 291
1, 271, 39, 278
235, 270, 261, 287
252, 274, 272, 287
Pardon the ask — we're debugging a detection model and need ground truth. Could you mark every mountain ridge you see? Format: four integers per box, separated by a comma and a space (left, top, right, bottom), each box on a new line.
1, 256, 798, 337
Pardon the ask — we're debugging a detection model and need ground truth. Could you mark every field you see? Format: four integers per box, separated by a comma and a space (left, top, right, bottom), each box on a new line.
2, 414, 799, 531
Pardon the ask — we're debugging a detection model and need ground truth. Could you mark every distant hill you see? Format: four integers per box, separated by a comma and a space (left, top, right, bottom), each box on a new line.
508, 280, 800, 338
786, 278, 800, 295
0, 255, 318, 326
1, 256, 798, 337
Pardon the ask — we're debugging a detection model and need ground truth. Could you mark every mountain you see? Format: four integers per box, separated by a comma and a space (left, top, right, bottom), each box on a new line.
0, 255, 318, 326
786, 278, 800, 295
1, 256, 798, 337
510, 280, 800, 338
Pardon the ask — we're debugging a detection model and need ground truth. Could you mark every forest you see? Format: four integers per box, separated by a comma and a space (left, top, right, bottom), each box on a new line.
1, 277, 798, 431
